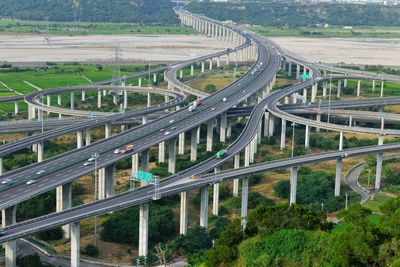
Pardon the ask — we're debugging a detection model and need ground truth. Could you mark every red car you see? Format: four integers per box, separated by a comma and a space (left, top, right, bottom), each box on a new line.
160, 129, 165, 133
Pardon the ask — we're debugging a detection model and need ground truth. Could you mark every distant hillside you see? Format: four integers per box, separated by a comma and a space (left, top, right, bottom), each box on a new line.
186, 2, 400, 27
0, 0, 179, 25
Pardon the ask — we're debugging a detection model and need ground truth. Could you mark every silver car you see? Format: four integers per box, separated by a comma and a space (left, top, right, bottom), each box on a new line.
26, 179, 37, 185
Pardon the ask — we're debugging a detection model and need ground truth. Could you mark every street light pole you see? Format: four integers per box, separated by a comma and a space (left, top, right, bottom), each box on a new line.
291, 122, 296, 158
345, 192, 349, 210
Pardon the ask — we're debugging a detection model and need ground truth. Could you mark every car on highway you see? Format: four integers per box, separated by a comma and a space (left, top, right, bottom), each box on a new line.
114, 149, 121, 154
171, 127, 177, 130
341, 153, 349, 158
160, 129, 165, 133
88, 157, 96, 162
36, 169, 46, 175
216, 149, 227, 159
190, 175, 198, 180
222, 98, 227, 102
120, 144, 134, 154
83, 161, 93, 166
164, 131, 170, 136
1, 178, 13, 185
169, 119, 175, 123
211, 107, 216, 111
26, 179, 37, 185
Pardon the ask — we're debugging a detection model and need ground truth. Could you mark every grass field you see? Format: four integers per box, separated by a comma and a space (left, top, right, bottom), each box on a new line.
332, 214, 381, 233
0, 20, 196, 35
249, 26, 400, 38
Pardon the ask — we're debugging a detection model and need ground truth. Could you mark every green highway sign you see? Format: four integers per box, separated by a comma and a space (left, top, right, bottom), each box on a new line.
89, 111, 92, 118
137, 171, 153, 182
301, 74, 310, 79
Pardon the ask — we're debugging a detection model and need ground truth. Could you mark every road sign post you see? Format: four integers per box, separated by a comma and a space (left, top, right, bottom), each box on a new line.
130, 170, 160, 200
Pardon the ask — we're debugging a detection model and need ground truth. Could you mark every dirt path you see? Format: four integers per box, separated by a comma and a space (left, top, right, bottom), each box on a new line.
0, 81, 24, 95
23, 80, 42, 91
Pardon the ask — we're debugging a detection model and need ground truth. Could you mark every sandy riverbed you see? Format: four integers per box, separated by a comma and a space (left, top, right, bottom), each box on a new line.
0, 34, 399, 67
270, 37, 400, 67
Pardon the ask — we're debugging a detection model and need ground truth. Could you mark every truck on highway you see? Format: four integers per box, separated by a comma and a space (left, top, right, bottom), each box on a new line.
216, 149, 227, 159
120, 144, 134, 154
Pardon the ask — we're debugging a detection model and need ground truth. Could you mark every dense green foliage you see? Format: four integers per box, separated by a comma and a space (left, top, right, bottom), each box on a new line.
0, 0, 179, 25
100, 203, 176, 247
81, 244, 99, 257
186, 2, 400, 27
17, 253, 55, 267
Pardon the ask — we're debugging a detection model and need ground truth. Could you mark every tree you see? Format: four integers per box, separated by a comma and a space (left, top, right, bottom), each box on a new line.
97, 65, 103, 71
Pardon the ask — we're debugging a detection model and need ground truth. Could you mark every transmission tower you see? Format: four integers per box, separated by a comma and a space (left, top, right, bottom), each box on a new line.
44, 17, 50, 44
112, 46, 121, 85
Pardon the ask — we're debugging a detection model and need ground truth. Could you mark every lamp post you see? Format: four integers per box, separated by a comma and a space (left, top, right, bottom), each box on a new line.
291, 122, 296, 158
92, 152, 99, 247
345, 192, 349, 210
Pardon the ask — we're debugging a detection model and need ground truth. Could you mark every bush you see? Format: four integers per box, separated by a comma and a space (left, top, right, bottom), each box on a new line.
273, 179, 290, 199
81, 244, 99, 257
169, 226, 212, 255
35, 227, 63, 241
248, 192, 274, 209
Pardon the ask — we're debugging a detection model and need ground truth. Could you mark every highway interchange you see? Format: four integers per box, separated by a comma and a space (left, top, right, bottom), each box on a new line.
0, 6, 400, 265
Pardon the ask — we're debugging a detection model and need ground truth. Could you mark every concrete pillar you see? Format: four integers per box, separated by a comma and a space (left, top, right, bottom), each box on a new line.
217, 57, 220, 67
58, 94, 61, 105
168, 137, 177, 174
141, 149, 149, 172
201, 62, 205, 73
37, 142, 44, 162
153, 73, 157, 83
213, 182, 219, 216
105, 123, 111, 139
180, 69, 183, 79
264, 112, 270, 137
241, 177, 249, 227
337, 80, 341, 98
349, 115, 353, 127
191, 65, 194, 75
323, 81, 327, 98
339, 131, 343, 151
147, 92, 151, 107
296, 64, 300, 79
71, 222, 80, 267
280, 119, 286, 150
316, 114, 321, 132
158, 142, 165, 163
85, 129, 91, 145
191, 127, 198, 161
0, 157, 3, 175
138, 77, 142, 87
305, 125, 310, 154
180, 191, 188, 235
287, 62, 292, 76
344, 79, 348, 88
132, 154, 139, 174
209, 59, 213, 70
81, 90, 86, 101
335, 158, 342, 197
380, 81, 384, 97
56, 182, 72, 238
3, 206, 16, 267
244, 145, 250, 167
311, 84, 317, 102
268, 115, 275, 137
290, 166, 298, 204
233, 154, 240, 197
76, 131, 83, 148
97, 90, 102, 108
139, 202, 149, 257
220, 112, 227, 142
200, 186, 209, 229
206, 119, 214, 152
178, 132, 185, 155
372, 80, 376, 92
13, 101, 18, 114
70, 92, 74, 110
375, 152, 383, 190
98, 165, 115, 199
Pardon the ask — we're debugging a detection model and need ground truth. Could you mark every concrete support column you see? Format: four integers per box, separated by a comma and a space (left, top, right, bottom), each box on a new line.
180, 191, 188, 235
316, 114, 321, 132
287, 62, 292, 76
311, 84, 317, 102
380, 81, 384, 97
3, 206, 16, 267
200, 186, 209, 229
335, 159, 342, 197
268, 115, 275, 137
71, 222, 80, 267
339, 131, 344, 151
296, 64, 300, 79
168, 137, 177, 174
344, 79, 348, 88
85, 129, 91, 145
138, 202, 149, 257
97, 90, 102, 108
356, 80, 361, 97
303, 89, 307, 104
201, 62, 205, 73
153, 73, 157, 83
280, 119, 286, 150
178, 132, 185, 155
290, 166, 298, 204
303, 124, 310, 154
241, 177, 249, 227
209, 59, 213, 70
37, 142, 44, 162
138, 77, 142, 87
233, 154, 240, 197
337, 80, 341, 98
372, 80, 376, 92
14, 101, 18, 114
77, 131, 83, 148
56, 182, 72, 238
264, 112, 270, 137
244, 145, 250, 167
206, 119, 214, 152
191, 127, 198, 161
141, 149, 149, 172
132, 154, 139, 174
220, 112, 227, 142
158, 142, 165, 163
105, 123, 111, 139
213, 182, 219, 216
98, 165, 115, 199
58, 94, 61, 105
82, 90, 86, 101
191, 65, 194, 75
323, 81, 327, 98
375, 152, 383, 190
147, 92, 151, 107
0, 157, 3, 175
217, 57, 220, 67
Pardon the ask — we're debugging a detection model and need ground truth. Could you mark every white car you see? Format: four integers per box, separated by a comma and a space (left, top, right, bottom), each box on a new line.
164, 131, 170, 136
222, 98, 227, 102
1, 179, 13, 185
114, 149, 120, 154
88, 157, 96, 162
211, 107, 216, 111
169, 119, 175, 123
84, 161, 93, 166
36, 169, 46, 175
26, 179, 37, 185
